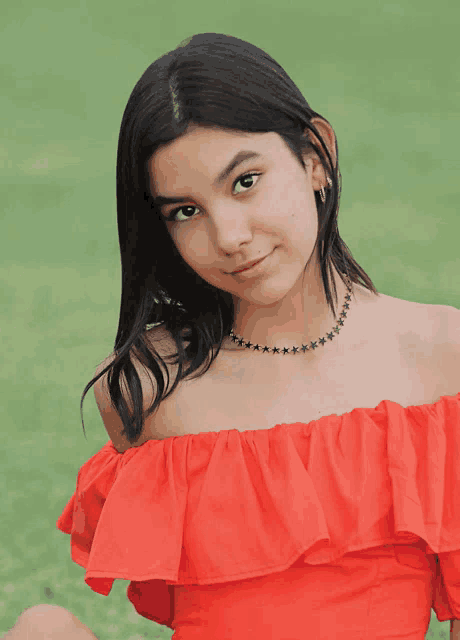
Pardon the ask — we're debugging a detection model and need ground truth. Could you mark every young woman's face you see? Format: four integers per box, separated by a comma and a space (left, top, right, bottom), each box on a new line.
148, 121, 335, 310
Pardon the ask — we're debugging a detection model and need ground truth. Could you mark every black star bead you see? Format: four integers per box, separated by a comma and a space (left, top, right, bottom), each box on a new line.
227, 284, 352, 356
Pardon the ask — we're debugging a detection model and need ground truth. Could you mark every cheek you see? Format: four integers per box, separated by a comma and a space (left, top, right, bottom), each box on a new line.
267, 182, 315, 227
290, 198, 318, 233
173, 233, 213, 273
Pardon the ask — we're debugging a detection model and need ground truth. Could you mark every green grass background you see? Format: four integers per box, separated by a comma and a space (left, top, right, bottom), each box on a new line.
1, 0, 458, 638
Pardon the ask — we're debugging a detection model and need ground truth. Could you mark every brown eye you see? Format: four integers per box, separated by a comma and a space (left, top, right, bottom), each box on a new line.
166, 172, 262, 223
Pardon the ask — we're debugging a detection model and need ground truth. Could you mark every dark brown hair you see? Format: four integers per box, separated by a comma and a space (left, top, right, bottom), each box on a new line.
80, 33, 379, 444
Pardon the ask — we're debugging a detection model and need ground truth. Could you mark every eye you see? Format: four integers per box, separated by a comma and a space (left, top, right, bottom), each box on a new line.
165, 172, 262, 223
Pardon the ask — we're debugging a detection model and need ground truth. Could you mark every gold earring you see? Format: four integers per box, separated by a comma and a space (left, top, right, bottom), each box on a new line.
319, 177, 332, 203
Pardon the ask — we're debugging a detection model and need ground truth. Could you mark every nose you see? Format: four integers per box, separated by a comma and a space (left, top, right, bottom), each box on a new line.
210, 209, 254, 257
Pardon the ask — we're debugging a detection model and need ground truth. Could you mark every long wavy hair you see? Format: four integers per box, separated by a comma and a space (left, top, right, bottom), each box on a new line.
79, 32, 379, 444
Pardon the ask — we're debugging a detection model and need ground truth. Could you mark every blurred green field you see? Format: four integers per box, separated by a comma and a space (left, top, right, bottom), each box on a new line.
1, 0, 458, 638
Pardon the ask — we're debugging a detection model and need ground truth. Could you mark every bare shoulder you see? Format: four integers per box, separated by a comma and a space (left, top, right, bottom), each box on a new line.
392, 295, 459, 396
413, 298, 459, 345
92, 323, 181, 453
431, 302, 460, 395
443, 303, 460, 342
380, 291, 454, 342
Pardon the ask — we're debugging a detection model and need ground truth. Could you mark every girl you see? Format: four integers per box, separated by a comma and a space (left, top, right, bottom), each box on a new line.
8, 33, 459, 640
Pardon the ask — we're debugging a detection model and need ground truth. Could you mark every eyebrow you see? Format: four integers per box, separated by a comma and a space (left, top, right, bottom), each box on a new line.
152, 150, 263, 208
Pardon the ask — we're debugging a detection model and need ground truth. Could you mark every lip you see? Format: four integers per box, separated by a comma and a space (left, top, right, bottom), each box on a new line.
231, 256, 266, 274
229, 249, 274, 277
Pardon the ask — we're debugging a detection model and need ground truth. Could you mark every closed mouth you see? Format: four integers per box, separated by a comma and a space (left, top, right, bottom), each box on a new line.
232, 256, 266, 274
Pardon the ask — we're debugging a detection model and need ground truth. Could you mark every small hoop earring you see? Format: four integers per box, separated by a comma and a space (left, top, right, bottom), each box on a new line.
319, 176, 333, 203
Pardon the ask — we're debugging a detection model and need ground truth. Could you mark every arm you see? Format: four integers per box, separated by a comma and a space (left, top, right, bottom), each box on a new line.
451, 620, 460, 640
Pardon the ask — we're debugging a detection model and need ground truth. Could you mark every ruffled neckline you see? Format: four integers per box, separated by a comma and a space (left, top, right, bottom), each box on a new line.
110, 391, 460, 447
56, 391, 460, 629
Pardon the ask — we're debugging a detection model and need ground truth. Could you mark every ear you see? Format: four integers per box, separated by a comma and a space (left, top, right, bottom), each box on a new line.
303, 117, 337, 191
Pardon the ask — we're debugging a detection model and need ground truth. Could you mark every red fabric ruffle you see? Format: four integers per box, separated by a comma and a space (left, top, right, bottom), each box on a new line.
56, 392, 460, 628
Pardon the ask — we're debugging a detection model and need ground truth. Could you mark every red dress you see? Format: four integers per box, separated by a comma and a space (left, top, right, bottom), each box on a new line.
56, 393, 460, 639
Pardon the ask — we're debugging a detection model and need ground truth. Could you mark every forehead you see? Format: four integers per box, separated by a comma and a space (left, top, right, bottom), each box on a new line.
148, 126, 281, 195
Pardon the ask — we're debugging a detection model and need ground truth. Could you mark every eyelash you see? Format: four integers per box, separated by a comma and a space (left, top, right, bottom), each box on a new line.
165, 172, 262, 223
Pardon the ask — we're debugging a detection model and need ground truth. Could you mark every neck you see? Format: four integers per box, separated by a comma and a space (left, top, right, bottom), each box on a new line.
225, 263, 352, 352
